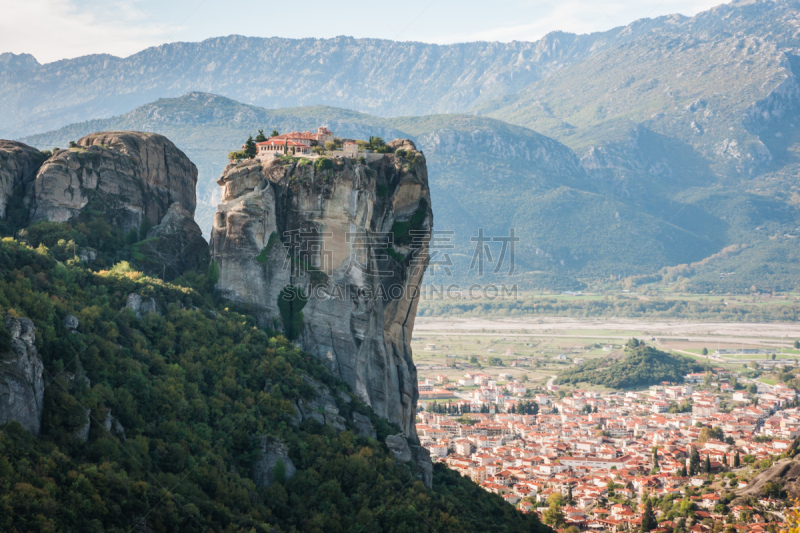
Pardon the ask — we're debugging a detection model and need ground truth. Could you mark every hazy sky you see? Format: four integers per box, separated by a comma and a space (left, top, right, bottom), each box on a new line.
3, 0, 729, 64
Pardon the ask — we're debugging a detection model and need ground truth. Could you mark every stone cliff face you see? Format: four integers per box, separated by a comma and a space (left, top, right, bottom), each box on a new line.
29, 131, 198, 233
0, 316, 45, 435
0, 140, 46, 219
210, 140, 431, 439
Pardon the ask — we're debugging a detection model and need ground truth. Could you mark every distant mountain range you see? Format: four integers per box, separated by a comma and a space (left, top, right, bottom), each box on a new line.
8, 0, 800, 291
0, 12, 709, 139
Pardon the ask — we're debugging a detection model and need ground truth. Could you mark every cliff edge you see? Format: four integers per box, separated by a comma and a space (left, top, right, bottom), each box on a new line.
210, 140, 432, 439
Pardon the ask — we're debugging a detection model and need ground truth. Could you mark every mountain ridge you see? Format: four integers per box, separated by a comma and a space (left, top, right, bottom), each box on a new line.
21, 92, 728, 286
0, 17, 689, 138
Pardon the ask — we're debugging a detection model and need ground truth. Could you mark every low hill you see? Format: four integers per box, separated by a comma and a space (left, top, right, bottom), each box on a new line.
556, 342, 704, 390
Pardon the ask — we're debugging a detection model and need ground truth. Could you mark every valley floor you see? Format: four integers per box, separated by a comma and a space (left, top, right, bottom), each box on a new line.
412, 317, 800, 529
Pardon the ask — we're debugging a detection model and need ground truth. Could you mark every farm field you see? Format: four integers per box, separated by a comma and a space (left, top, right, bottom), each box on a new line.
411, 316, 800, 395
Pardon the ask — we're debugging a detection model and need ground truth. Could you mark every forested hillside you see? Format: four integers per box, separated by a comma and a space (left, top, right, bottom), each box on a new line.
0, 213, 547, 531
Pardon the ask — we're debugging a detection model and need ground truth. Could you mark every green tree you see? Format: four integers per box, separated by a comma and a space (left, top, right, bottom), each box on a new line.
689, 446, 701, 475
368, 136, 385, 150
705, 454, 711, 473
271, 129, 280, 137
733, 451, 740, 468
747, 383, 758, 394
277, 285, 308, 340
702, 347, 708, 355
273, 458, 286, 484
640, 499, 656, 532
543, 494, 566, 528
761, 481, 780, 498
138, 216, 152, 241
794, 340, 799, 349
698, 426, 724, 443
206, 259, 220, 288
244, 135, 257, 158
255, 129, 267, 142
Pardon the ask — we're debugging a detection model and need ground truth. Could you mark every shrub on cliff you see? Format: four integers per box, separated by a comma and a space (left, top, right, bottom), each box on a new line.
314, 157, 333, 172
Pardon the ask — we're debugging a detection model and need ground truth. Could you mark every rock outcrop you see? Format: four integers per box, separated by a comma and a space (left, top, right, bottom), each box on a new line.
136, 202, 210, 280
385, 433, 433, 488
29, 131, 198, 233
0, 315, 45, 435
288, 374, 378, 439
735, 457, 800, 500
0, 140, 46, 219
252, 436, 296, 488
385, 433, 413, 463
74, 408, 91, 443
292, 375, 349, 432
410, 443, 434, 488
126, 294, 161, 318
64, 315, 79, 332
210, 144, 432, 440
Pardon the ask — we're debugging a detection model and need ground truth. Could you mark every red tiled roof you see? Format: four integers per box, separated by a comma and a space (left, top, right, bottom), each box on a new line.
257, 139, 309, 147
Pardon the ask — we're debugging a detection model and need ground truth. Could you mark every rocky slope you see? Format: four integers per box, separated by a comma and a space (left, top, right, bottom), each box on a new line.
0, 52, 39, 73
479, 32, 790, 180
210, 141, 431, 439
0, 315, 44, 435
735, 457, 800, 500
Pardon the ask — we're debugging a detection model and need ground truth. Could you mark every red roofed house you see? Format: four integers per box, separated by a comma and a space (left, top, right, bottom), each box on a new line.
255, 127, 334, 159
256, 138, 312, 158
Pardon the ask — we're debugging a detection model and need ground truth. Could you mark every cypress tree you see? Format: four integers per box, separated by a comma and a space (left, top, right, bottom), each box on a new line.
705, 454, 711, 473
640, 499, 656, 532
244, 135, 257, 158
689, 446, 701, 475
